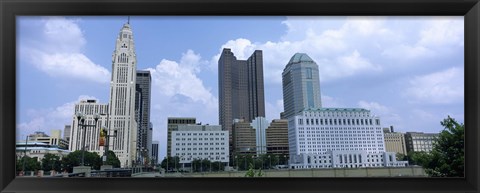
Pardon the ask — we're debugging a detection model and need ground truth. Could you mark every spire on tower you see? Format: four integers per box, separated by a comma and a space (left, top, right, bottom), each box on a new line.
127, 16, 130, 24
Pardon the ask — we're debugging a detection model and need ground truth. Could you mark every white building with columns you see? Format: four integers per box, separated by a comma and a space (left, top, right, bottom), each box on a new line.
288, 108, 408, 169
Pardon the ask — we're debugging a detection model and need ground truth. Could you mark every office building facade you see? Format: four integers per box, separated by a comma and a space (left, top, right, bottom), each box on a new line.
288, 108, 407, 169
282, 53, 322, 119
218, 48, 266, 146
383, 127, 407, 155
171, 124, 229, 166
70, 100, 109, 156
266, 119, 289, 158
167, 117, 196, 157
404, 132, 439, 153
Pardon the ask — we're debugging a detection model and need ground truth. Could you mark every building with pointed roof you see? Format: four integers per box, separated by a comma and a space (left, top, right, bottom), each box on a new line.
282, 53, 322, 120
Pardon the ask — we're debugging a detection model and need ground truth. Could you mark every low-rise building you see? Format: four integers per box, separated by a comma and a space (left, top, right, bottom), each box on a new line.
16, 141, 70, 162
383, 127, 407, 155
171, 124, 229, 168
288, 108, 408, 169
27, 130, 69, 150
404, 132, 439, 153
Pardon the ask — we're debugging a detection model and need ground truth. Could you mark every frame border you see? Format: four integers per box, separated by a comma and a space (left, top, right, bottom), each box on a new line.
1, 0, 478, 192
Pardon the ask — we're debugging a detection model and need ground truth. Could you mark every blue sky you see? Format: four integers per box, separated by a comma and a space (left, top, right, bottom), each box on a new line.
17, 16, 464, 159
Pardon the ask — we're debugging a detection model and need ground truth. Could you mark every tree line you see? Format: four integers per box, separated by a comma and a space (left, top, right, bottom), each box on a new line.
16, 150, 120, 173
396, 116, 464, 177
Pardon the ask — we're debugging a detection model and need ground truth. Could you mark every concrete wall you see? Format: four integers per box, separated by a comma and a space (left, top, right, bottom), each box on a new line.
185, 166, 427, 177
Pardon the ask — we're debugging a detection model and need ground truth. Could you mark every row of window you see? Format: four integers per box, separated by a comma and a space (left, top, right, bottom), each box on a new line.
175, 143, 226, 146
298, 118, 380, 126
175, 152, 226, 156
175, 138, 226, 141
302, 111, 370, 118
175, 147, 226, 151
176, 133, 225, 136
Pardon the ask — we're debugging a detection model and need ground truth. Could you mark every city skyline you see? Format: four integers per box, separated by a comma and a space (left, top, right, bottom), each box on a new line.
17, 16, 464, 159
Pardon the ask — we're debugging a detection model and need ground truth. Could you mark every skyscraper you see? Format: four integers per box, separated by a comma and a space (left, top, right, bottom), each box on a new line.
218, 48, 265, 146
282, 53, 322, 119
134, 70, 152, 164
108, 22, 138, 167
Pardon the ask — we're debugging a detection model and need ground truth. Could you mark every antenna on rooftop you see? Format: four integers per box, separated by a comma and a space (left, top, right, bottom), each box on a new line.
127, 16, 130, 24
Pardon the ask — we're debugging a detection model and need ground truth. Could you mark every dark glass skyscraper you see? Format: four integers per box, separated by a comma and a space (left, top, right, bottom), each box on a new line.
135, 70, 152, 164
218, 48, 265, 144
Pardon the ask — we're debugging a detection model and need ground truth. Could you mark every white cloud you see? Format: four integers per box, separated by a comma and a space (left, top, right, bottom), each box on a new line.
16, 95, 99, 140
321, 95, 345, 108
357, 100, 403, 129
418, 18, 464, 47
20, 17, 110, 83
358, 100, 390, 115
146, 50, 219, 158
147, 50, 217, 106
382, 17, 463, 60
209, 17, 404, 85
404, 67, 464, 104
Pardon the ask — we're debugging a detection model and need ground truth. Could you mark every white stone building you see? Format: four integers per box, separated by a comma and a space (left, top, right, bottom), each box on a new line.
288, 108, 408, 169
107, 22, 139, 167
70, 100, 109, 157
171, 124, 229, 166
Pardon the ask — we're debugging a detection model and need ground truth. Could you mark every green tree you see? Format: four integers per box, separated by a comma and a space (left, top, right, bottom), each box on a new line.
245, 163, 263, 177
411, 116, 464, 177
41, 153, 61, 171
16, 156, 41, 172
105, 150, 121, 168
160, 156, 180, 171
61, 150, 101, 172
428, 116, 464, 177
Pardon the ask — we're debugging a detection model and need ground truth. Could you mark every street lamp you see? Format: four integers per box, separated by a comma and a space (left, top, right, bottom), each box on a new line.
100, 112, 117, 167
76, 112, 100, 166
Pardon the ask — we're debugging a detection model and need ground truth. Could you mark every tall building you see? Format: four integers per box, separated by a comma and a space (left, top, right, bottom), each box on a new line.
134, 70, 152, 163
404, 132, 439, 153
70, 100, 109, 155
107, 22, 138, 167
218, 48, 265, 146
282, 53, 322, 119
151, 140, 159, 165
167, 117, 196, 157
383, 127, 407, 155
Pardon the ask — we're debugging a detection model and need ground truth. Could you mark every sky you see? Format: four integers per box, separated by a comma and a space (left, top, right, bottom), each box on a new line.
17, 16, 464, 159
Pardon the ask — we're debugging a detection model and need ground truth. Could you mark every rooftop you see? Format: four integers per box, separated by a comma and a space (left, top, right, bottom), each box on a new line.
288, 53, 315, 64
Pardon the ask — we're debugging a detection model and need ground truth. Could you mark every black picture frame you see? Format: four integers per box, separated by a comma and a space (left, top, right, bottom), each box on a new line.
1, 0, 478, 192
